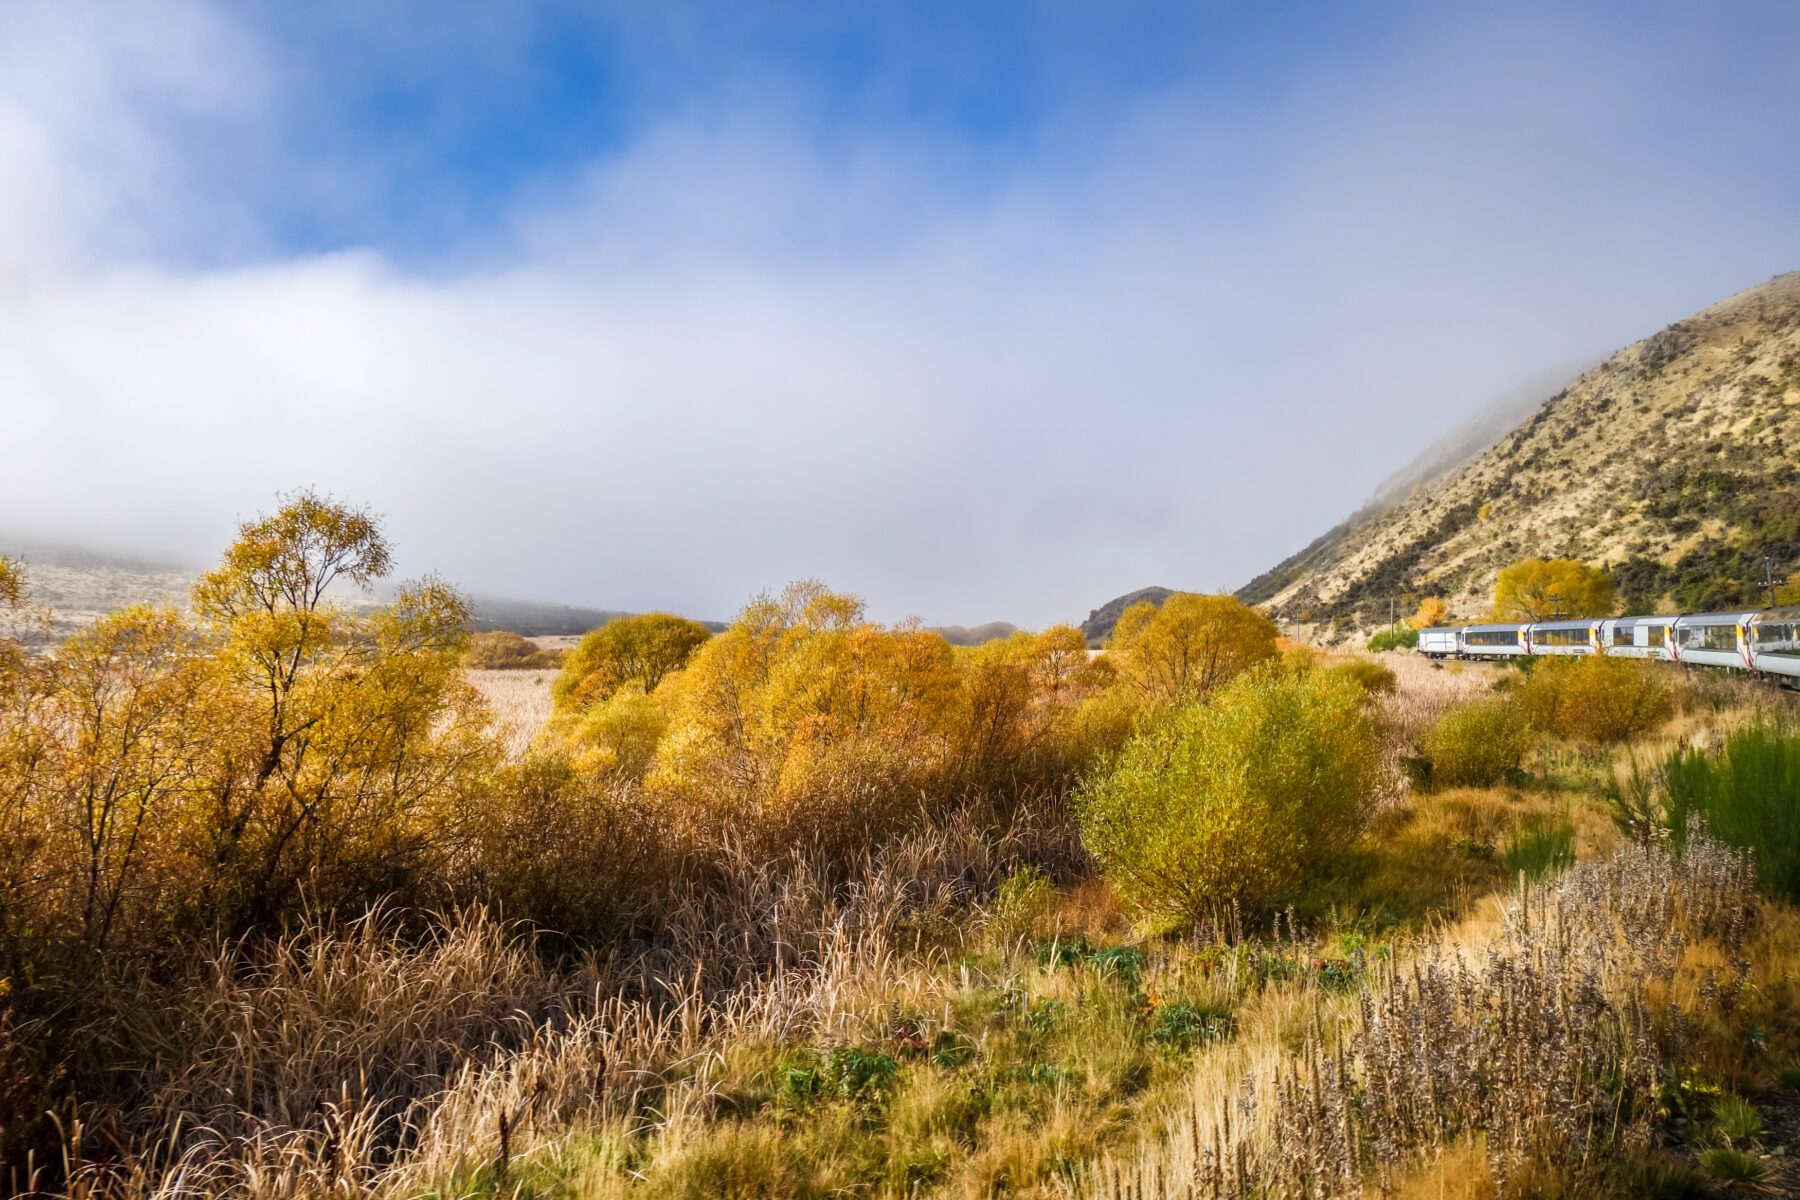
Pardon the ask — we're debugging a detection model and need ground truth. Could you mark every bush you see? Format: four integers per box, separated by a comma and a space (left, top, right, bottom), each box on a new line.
1365, 626, 1418, 653
465, 630, 562, 669
1076, 668, 1375, 923
1327, 658, 1397, 696
1517, 655, 1672, 744
1421, 699, 1530, 789
1661, 722, 1800, 902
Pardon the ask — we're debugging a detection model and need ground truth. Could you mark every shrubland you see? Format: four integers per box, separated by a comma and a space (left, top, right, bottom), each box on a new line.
3, 497, 1798, 1199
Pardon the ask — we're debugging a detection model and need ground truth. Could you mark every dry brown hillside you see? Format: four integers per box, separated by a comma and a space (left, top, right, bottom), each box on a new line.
1241, 271, 1800, 637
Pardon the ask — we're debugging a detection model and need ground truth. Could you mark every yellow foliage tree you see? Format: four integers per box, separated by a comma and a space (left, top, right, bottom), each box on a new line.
553, 612, 713, 711
1409, 597, 1450, 629
1107, 593, 1279, 703
1776, 572, 1800, 606
1491, 558, 1616, 621
189, 490, 495, 930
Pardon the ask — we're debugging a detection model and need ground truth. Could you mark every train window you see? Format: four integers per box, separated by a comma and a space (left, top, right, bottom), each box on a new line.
1611, 625, 1634, 646
1680, 624, 1738, 652
1646, 625, 1667, 647
1537, 627, 1588, 646
1754, 622, 1800, 657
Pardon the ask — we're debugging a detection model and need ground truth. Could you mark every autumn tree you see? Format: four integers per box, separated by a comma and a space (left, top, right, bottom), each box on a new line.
0, 558, 21, 609
1491, 558, 1616, 621
552, 612, 713, 711
1107, 593, 1279, 703
19, 608, 213, 957
1409, 596, 1450, 629
190, 490, 493, 930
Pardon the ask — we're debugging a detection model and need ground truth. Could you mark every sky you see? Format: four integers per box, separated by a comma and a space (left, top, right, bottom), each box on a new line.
0, 1, 1797, 627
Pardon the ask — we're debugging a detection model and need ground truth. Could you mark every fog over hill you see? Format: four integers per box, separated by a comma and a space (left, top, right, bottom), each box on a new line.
1238, 270, 1800, 637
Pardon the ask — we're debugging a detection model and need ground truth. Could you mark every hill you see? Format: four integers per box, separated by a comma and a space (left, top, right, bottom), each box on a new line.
1079, 586, 1175, 645
930, 621, 1019, 647
1242, 271, 1800, 636
0, 538, 718, 639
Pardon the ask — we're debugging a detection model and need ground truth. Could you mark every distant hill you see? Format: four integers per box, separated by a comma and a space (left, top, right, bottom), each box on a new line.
1079, 586, 1175, 646
1240, 270, 1800, 637
0, 538, 721, 639
930, 621, 1018, 647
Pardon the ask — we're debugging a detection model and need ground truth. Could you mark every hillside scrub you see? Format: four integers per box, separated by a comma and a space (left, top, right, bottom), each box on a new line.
1076, 668, 1376, 924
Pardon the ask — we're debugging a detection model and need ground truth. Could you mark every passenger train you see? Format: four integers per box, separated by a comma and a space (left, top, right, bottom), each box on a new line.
1417, 607, 1800, 683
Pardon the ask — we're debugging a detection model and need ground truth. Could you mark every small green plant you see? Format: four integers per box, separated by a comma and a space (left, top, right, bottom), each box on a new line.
928, 1030, 975, 1070
1502, 817, 1575, 881
779, 1047, 901, 1108
1662, 721, 1800, 901
992, 865, 1055, 946
1701, 1145, 1766, 1184
1778, 1062, 1800, 1092
1149, 1002, 1232, 1054
1712, 1093, 1765, 1143
1086, 945, 1148, 986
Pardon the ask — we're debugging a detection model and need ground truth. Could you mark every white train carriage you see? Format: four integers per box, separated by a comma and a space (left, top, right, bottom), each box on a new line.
1748, 608, 1800, 680
1458, 623, 1527, 658
1670, 611, 1757, 671
1417, 626, 1460, 659
1597, 615, 1678, 660
1525, 619, 1600, 657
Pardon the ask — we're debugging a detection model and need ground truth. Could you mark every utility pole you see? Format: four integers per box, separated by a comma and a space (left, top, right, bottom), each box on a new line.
1765, 555, 1779, 608
1548, 593, 1564, 620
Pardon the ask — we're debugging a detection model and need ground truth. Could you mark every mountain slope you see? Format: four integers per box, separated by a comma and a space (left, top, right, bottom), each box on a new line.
1079, 586, 1175, 645
1244, 271, 1800, 633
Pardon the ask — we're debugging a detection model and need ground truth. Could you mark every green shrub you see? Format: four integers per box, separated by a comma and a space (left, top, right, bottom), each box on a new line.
1662, 722, 1800, 901
1076, 668, 1376, 923
1365, 626, 1418, 653
1421, 699, 1529, 789
1517, 655, 1673, 744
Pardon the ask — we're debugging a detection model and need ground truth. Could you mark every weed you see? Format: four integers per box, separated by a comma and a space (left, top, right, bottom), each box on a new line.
1701, 1145, 1767, 1184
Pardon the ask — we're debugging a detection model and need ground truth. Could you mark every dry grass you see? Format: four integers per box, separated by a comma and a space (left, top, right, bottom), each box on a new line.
467, 668, 556, 757
1092, 825, 1758, 1198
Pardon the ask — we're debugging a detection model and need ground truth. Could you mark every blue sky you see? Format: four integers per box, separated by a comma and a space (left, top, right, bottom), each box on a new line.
1, 1, 1798, 625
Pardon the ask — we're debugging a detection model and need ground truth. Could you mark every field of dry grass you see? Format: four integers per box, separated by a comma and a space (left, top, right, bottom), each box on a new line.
466, 667, 556, 757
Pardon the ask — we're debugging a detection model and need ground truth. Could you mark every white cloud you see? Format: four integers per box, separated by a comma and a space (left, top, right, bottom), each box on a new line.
0, 2, 1796, 625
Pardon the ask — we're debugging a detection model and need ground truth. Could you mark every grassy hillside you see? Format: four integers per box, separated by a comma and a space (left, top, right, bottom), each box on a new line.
1245, 270, 1800, 635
